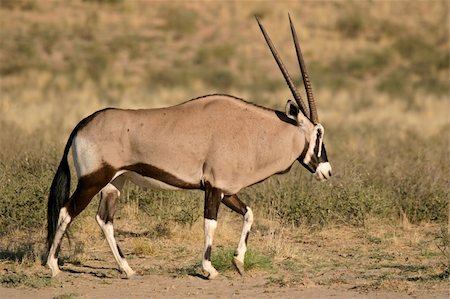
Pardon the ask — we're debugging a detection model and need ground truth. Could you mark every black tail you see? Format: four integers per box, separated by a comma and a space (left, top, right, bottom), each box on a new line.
46, 108, 110, 253
46, 139, 72, 252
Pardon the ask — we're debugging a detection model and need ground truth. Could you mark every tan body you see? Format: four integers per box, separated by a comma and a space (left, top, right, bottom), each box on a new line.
73, 95, 305, 194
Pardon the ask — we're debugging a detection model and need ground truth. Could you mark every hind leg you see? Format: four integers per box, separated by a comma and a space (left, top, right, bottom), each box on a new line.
96, 176, 135, 278
47, 170, 113, 277
46, 205, 71, 277
222, 194, 253, 276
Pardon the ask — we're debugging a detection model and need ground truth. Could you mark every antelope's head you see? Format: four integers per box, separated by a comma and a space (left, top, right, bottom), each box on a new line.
257, 15, 332, 181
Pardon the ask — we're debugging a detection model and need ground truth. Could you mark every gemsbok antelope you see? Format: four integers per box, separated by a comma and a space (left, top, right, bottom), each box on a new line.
46, 16, 332, 279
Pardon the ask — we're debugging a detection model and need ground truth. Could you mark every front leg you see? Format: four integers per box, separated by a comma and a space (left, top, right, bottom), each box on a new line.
202, 182, 223, 279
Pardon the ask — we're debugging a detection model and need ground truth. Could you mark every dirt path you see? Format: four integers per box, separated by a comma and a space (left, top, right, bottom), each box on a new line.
1, 270, 447, 299
1, 222, 448, 298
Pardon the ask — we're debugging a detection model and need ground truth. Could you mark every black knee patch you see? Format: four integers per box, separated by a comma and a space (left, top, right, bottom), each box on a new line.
54, 243, 62, 259
117, 244, 125, 258
245, 231, 250, 246
204, 245, 212, 261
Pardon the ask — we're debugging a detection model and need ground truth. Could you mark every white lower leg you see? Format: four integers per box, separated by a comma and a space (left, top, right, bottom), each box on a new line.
96, 215, 135, 278
202, 218, 219, 279
234, 207, 253, 264
47, 207, 71, 277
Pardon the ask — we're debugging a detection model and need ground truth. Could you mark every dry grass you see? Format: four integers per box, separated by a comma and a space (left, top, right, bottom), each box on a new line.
0, 199, 448, 293
0, 1, 448, 133
0, 0, 448, 294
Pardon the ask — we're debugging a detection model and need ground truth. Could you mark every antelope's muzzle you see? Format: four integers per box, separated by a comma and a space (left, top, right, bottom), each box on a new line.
315, 162, 332, 181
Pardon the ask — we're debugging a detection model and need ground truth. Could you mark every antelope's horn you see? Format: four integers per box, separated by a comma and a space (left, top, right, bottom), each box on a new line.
256, 16, 309, 117
288, 14, 318, 124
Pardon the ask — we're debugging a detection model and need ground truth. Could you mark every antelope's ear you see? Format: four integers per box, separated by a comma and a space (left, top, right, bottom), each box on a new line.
285, 100, 299, 122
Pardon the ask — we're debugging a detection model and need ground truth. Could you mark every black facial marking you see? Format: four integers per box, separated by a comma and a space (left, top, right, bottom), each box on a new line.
204, 245, 212, 261
314, 131, 321, 155
298, 143, 315, 173
319, 143, 329, 163
298, 139, 329, 174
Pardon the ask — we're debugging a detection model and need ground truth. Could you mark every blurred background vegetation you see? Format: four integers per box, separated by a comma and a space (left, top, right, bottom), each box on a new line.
0, 0, 448, 257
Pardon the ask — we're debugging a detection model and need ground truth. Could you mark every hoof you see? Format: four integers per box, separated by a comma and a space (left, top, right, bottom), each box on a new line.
202, 268, 219, 280
232, 257, 245, 276
48, 268, 61, 278
47, 261, 61, 278
122, 269, 136, 279
125, 272, 139, 280
208, 270, 219, 280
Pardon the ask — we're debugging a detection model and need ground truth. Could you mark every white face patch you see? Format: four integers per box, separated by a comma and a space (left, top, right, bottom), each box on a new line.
315, 162, 332, 181
303, 124, 324, 165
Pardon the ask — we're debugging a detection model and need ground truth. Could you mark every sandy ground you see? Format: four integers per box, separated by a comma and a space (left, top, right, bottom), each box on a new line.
1, 221, 449, 299
0, 265, 448, 299
1, 275, 447, 299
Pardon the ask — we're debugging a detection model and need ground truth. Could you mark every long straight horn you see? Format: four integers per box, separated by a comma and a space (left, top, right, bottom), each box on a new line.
288, 14, 319, 124
256, 16, 309, 117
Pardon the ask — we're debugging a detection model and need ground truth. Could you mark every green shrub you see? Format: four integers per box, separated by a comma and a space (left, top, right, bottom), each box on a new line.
159, 6, 198, 36
336, 9, 364, 38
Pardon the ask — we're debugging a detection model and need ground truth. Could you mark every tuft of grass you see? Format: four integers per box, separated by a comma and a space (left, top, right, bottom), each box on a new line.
265, 275, 306, 288
266, 275, 290, 287
336, 11, 364, 38
82, 0, 124, 4
172, 248, 273, 276
201, 69, 235, 90
0, 272, 55, 288
377, 68, 408, 96
211, 248, 272, 272
124, 187, 202, 230
0, 123, 57, 235
392, 32, 449, 97
243, 249, 273, 271
210, 248, 235, 272
159, 6, 198, 36
194, 44, 236, 66
52, 293, 79, 299
0, 242, 41, 264
0, 0, 38, 11
436, 225, 449, 272
132, 238, 155, 256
